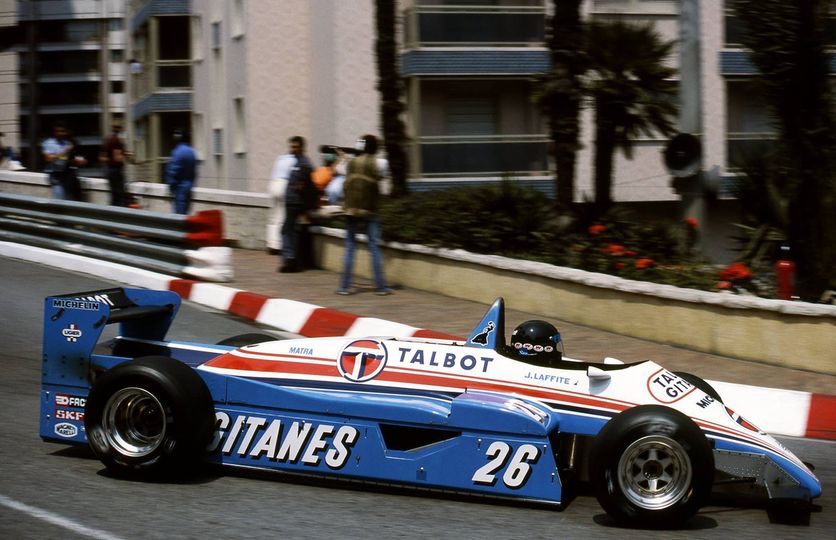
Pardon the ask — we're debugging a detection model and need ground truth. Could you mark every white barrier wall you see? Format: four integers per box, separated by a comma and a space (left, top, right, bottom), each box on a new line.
313, 227, 836, 375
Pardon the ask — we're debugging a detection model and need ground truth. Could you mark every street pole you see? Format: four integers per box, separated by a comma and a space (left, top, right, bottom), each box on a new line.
678, 0, 704, 249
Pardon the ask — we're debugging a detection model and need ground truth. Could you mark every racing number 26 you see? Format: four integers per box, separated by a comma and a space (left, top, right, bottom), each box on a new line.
472, 441, 540, 489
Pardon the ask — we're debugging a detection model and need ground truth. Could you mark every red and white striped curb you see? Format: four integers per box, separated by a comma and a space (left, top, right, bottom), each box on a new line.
3, 242, 834, 441
168, 279, 460, 341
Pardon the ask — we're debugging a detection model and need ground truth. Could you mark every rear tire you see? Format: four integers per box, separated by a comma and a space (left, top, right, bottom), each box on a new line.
590, 405, 714, 527
84, 356, 214, 477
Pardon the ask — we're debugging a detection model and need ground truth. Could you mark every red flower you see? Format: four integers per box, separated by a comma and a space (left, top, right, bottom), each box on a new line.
589, 224, 607, 236
624, 249, 637, 257
635, 258, 656, 269
719, 262, 752, 282
604, 243, 626, 256
615, 262, 626, 270
716, 281, 732, 290
684, 217, 699, 228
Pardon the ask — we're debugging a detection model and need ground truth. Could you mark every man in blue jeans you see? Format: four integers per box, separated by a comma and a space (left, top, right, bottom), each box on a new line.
337, 134, 392, 295
41, 121, 73, 199
165, 129, 197, 214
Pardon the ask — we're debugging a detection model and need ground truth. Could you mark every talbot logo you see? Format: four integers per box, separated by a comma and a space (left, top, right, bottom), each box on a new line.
338, 339, 387, 382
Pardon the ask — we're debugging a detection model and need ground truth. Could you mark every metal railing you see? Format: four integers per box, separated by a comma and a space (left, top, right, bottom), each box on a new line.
413, 135, 550, 177
403, 2, 546, 48
0, 193, 232, 282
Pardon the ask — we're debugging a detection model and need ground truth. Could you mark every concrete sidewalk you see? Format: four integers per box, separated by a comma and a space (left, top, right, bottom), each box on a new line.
228, 248, 835, 396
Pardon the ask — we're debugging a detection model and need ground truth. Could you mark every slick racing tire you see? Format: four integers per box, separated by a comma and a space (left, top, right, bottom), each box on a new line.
590, 405, 714, 528
674, 371, 723, 404
84, 356, 215, 477
216, 333, 276, 347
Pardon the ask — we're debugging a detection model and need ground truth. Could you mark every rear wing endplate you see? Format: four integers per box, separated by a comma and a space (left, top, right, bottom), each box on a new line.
43, 288, 182, 384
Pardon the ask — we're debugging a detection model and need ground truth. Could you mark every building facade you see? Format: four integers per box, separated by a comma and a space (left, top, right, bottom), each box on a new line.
1, 0, 20, 155
127, 0, 381, 193
15, 0, 127, 173
6, 1, 830, 206
400, 0, 551, 192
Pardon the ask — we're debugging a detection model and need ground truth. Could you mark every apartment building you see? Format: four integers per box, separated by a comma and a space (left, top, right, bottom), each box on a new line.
15, 0, 127, 173
401, 0, 551, 192
0, 0, 20, 154
123, 0, 832, 203
127, 0, 381, 192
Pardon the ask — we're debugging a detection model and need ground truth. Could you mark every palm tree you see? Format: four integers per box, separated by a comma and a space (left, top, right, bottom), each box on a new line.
539, 0, 585, 209
374, 0, 409, 197
585, 21, 678, 214
734, 0, 835, 298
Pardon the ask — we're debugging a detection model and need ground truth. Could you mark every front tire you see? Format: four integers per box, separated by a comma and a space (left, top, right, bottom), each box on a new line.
84, 356, 214, 477
590, 405, 714, 528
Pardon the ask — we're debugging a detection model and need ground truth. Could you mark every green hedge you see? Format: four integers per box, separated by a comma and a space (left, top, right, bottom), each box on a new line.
358, 183, 726, 292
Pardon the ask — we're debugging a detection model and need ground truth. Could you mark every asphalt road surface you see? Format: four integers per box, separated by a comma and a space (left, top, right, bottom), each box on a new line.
0, 257, 833, 539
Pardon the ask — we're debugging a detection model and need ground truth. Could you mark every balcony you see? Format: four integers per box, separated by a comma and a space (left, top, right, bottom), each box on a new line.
726, 133, 776, 169
132, 59, 191, 98
415, 135, 549, 177
403, 1, 546, 48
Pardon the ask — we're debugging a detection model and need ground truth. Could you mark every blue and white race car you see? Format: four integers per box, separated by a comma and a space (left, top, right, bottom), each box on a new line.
40, 287, 821, 527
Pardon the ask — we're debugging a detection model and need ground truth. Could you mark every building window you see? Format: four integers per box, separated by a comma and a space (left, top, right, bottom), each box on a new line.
445, 96, 497, 136
110, 80, 124, 94
233, 97, 246, 154
726, 80, 774, 168
212, 21, 222, 51
158, 16, 190, 59
192, 15, 203, 61
213, 127, 223, 156
231, 0, 245, 39
193, 113, 205, 159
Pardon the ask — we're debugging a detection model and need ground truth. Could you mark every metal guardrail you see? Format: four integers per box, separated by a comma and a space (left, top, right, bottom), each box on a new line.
0, 193, 232, 282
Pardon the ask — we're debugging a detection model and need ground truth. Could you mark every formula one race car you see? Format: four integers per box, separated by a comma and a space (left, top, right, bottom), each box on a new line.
40, 287, 821, 527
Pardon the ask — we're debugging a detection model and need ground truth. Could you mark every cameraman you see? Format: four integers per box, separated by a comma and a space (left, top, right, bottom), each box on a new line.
336, 134, 392, 295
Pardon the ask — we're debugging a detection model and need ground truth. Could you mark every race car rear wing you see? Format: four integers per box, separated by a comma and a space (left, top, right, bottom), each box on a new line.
43, 287, 181, 386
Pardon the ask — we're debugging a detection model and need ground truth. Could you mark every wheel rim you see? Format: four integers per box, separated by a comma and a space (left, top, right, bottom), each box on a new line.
617, 435, 692, 510
102, 387, 166, 458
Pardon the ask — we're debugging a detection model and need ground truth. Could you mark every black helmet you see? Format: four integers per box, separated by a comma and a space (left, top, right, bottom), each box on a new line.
510, 320, 563, 362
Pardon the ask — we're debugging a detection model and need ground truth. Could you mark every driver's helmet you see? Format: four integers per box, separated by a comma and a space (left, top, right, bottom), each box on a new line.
510, 320, 563, 361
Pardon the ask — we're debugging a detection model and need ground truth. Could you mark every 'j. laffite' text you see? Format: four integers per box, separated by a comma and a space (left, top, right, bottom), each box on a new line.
395, 347, 494, 373
208, 412, 359, 470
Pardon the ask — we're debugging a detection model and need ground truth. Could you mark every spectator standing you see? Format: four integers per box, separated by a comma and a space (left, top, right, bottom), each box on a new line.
337, 134, 392, 295
267, 144, 291, 253
63, 132, 87, 201
41, 121, 73, 199
276, 135, 317, 273
164, 129, 197, 214
100, 122, 129, 206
